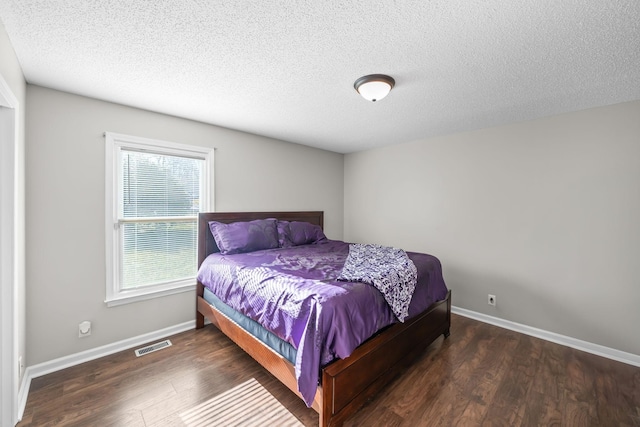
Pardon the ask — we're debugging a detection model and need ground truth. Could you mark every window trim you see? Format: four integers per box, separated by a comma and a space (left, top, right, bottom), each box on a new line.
105, 132, 213, 307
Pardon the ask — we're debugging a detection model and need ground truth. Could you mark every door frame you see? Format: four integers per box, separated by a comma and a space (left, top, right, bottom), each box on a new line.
0, 72, 20, 426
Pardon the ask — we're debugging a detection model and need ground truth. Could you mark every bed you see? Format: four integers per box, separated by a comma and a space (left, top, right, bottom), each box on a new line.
195, 211, 451, 427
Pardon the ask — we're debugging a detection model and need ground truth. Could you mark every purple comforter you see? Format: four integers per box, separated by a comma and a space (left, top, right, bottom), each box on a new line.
197, 240, 448, 407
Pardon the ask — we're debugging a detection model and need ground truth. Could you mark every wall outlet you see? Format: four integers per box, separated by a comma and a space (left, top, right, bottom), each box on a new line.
18, 356, 24, 378
79, 321, 91, 337
488, 294, 496, 306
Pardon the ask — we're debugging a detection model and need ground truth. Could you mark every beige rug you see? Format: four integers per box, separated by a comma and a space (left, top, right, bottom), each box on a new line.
179, 378, 305, 427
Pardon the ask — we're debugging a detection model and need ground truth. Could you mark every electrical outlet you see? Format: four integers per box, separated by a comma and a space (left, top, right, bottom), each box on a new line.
18, 356, 24, 378
488, 294, 496, 306
79, 321, 92, 338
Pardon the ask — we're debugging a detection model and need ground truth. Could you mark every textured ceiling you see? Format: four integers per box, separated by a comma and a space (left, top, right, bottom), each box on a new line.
1, 1, 639, 153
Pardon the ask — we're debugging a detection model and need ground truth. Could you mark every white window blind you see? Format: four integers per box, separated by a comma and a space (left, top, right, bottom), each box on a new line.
105, 132, 213, 306
120, 150, 201, 289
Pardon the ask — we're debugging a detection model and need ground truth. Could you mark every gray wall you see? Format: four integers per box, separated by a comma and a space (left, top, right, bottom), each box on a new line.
0, 20, 26, 382
344, 100, 640, 356
25, 85, 344, 365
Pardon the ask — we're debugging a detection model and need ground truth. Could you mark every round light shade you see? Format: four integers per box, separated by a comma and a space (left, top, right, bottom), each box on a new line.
354, 74, 395, 102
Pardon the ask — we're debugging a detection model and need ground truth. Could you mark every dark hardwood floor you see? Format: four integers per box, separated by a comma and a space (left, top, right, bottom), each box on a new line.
17, 314, 640, 426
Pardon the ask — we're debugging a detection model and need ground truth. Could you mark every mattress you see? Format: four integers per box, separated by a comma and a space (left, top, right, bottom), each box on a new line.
203, 287, 297, 365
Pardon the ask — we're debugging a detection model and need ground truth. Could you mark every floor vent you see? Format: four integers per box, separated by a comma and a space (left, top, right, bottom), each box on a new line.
134, 339, 172, 357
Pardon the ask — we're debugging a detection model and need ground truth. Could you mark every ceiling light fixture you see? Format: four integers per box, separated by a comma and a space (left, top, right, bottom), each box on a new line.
353, 74, 395, 102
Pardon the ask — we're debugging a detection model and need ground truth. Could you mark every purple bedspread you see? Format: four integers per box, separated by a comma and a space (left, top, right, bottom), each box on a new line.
196, 240, 448, 407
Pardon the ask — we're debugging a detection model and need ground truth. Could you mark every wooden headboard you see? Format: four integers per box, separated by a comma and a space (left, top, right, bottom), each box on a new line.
197, 211, 324, 267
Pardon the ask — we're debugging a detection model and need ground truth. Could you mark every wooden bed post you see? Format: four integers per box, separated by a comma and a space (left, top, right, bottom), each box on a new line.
445, 289, 452, 337
196, 282, 205, 329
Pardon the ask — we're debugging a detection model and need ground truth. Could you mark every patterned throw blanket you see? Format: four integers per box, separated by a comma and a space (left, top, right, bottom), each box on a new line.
338, 244, 417, 322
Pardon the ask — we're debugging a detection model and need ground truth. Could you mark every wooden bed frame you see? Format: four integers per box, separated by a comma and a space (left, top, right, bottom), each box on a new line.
195, 211, 451, 427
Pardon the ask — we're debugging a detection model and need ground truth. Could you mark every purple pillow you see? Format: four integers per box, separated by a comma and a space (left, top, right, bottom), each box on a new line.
277, 220, 327, 248
209, 219, 279, 255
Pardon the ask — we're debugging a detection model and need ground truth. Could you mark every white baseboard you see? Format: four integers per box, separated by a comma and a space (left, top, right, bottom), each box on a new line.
452, 306, 640, 368
17, 320, 195, 421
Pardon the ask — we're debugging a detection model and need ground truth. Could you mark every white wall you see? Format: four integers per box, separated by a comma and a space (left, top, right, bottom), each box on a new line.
25, 85, 344, 365
0, 18, 26, 424
344, 100, 640, 356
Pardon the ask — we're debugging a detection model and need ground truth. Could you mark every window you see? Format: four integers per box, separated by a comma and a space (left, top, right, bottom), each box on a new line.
105, 132, 213, 306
